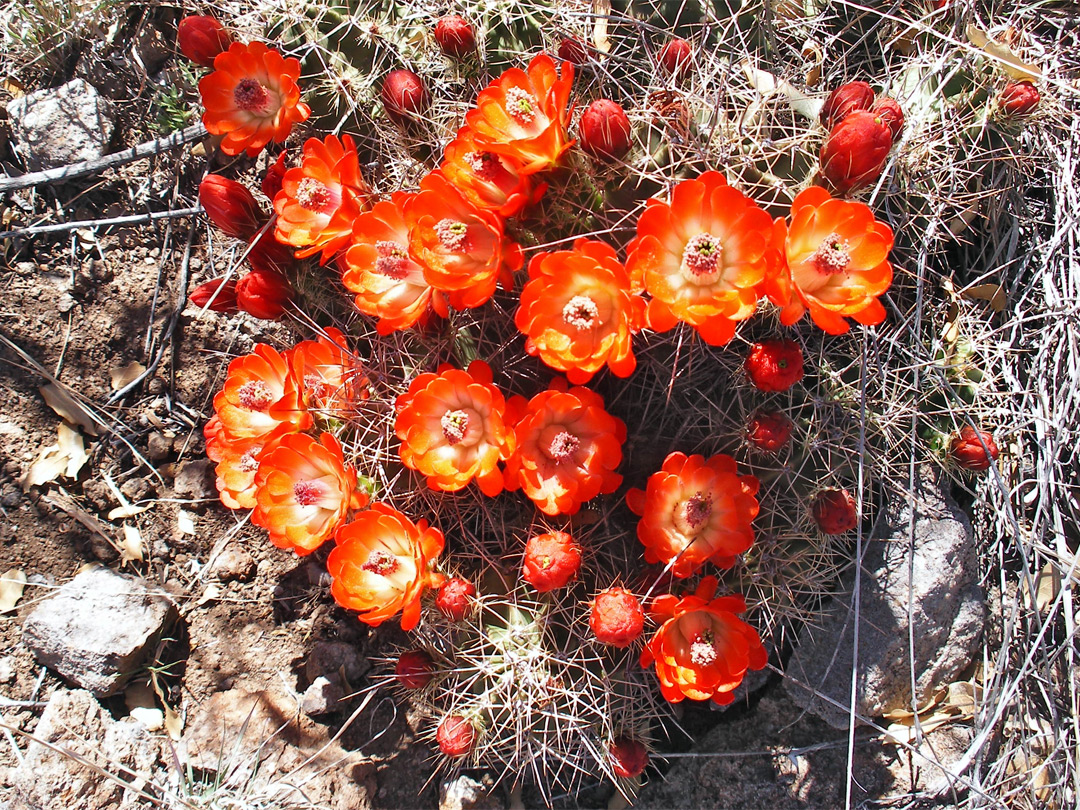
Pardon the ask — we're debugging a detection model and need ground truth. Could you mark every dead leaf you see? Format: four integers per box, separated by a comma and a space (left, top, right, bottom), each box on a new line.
39, 383, 101, 436
966, 26, 1041, 80
109, 361, 146, 392
961, 283, 1006, 312
108, 504, 151, 520
121, 524, 145, 564
21, 423, 89, 489
177, 510, 196, 535
592, 0, 611, 54
1027, 562, 1060, 615
742, 62, 823, 122
148, 671, 183, 740
198, 583, 221, 605
0, 569, 27, 613
1, 76, 24, 98
801, 39, 823, 87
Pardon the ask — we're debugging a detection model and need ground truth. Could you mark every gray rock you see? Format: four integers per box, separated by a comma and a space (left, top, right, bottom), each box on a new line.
7, 689, 157, 810
301, 675, 343, 716
173, 459, 216, 501
208, 546, 255, 582
145, 431, 173, 461
440, 773, 504, 810
785, 470, 985, 727
6, 79, 116, 170
21, 566, 179, 697
306, 640, 366, 686
0, 656, 14, 684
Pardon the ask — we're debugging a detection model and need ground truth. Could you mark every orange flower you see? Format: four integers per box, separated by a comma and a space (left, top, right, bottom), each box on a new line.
199, 42, 310, 157
516, 238, 646, 384
395, 360, 515, 496
205, 416, 291, 509
765, 186, 894, 334
273, 134, 372, 263
341, 192, 443, 334
625, 171, 773, 345
213, 344, 310, 441
328, 502, 446, 631
641, 577, 767, 705
286, 327, 369, 420
440, 127, 542, 217
253, 432, 365, 555
626, 452, 759, 578
464, 53, 575, 175
504, 381, 625, 516
405, 171, 523, 311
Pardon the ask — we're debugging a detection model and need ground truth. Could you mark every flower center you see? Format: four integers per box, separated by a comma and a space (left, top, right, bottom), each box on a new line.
546, 430, 580, 463
674, 491, 712, 536
374, 240, 408, 279
681, 233, 724, 284
293, 481, 321, 506
441, 409, 470, 445
295, 177, 331, 212
362, 550, 399, 576
689, 631, 717, 666
562, 295, 600, 330
812, 233, 851, 275
237, 380, 274, 411
505, 87, 537, 123
233, 78, 271, 113
464, 151, 501, 180
239, 448, 262, 472
435, 218, 470, 252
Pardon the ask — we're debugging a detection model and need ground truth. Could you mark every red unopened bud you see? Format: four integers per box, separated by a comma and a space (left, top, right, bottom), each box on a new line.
189, 278, 238, 313
235, 268, 293, 319
436, 714, 476, 757
950, 425, 999, 471
199, 174, 265, 240
261, 152, 288, 200
435, 577, 476, 621
659, 38, 692, 81
871, 97, 904, 139
522, 531, 581, 593
609, 736, 649, 779
746, 410, 793, 453
578, 99, 632, 161
177, 15, 233, 68
395, 650, 435, 689
745, 339, 804, 392
434, 15, 475, 58
811, 488, 858, 535
590, 587, 644, 648
999, 81, 1040, 117
819, 81, 875, 129
557, 37, 589, 65
246, 231, 295, 275
381, 69, 431, 123
819, 110, 893, 194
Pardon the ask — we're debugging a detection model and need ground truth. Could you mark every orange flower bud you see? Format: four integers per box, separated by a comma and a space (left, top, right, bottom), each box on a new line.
189, 278, 237, 313
395, 650, 435, 689
435, 577, 476, 621
522, 531, 581, 592
999, 81, 1040, 116
819, 111, 893, 194
436, 715, 476, 757
558, 37, 589, 65
609, 736, 649, 778
199, 174, 265, 240
811, 488, 858, 535
236, 269, 293, 319
871, 97, 904, 139
746, 410, 793, 453
745, 339, 803, 392
590, 587, 644, 648
950, 425, 999, 471
434, 14, 475, 58
659, 38, 692, 81
578, 99, 632, 161
819, 81, 874, 130
382, 69, 431, 123
177, 15, 233, 68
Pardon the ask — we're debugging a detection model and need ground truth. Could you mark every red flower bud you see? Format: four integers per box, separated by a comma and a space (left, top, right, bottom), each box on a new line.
811, 489, 858, 535
558, 37, 589, 65
199, 174, 265, 240
820, 110, 893, 194
189, 278, 238, 313
435, 577, 476, 621
177, 15, 233, 68
871, 97, 905, 139
745, 339, 804, 392
609, 736, 649, 779
659, 38, 692, 81
999, 81, 1040, 117
245, 231, 295, 275
235, 268, 293, 319
395, 650, 435, 689
819, 81, 875, 130
381, 69, 431, 123
436, 714, 476, 758
746, 410, 793, 453
261, 152, 288, 200
434, 15, 475, 58
950, 426, 999, 471
589, 587, 644, 648
522, 531, 581, 593
578, 99, 632, 161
